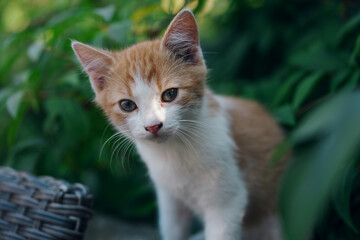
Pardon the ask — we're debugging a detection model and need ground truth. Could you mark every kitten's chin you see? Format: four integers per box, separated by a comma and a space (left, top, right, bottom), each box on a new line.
139, 132, 175, 143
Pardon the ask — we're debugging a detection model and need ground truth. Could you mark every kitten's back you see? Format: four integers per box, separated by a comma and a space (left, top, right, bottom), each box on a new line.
218, 96, 287, 228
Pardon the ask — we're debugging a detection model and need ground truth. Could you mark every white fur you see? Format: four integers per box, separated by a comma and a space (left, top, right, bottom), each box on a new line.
124, 68, 181, 141
137, 100, 247, 240
121, 71, 248, 240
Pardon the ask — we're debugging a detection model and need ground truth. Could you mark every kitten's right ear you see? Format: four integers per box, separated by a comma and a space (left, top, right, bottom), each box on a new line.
71, 41, 114, 92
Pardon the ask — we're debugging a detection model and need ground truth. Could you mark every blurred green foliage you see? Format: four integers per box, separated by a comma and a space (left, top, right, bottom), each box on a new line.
0, 0, 359, 239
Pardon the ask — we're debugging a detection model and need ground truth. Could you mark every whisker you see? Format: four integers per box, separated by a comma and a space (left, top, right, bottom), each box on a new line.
176, 129, 199, 158
121, 138, 135, 172
100, 131, 123, 160
110, 135, 128, 175
178, 127, 205, 148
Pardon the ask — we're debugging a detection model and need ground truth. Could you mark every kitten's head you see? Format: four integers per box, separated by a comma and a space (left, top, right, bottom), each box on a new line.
72, 9, 206, 142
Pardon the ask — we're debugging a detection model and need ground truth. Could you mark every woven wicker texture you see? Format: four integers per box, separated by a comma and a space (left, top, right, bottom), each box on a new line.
0, 167, 93, 240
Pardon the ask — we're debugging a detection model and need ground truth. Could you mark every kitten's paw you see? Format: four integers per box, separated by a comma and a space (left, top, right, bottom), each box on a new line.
189, 232, 205, 240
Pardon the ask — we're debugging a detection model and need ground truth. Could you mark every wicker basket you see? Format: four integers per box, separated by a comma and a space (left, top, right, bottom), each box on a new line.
0, 167, 93, 240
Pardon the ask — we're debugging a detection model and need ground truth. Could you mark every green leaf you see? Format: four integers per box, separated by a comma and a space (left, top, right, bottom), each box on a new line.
47, 8, 83, 26
283, 91, 360, 240
343, 70, 360, 91
0, 87, 13, 104
350, 34, 360, 67
108, 21, 132, 44
193, 0, 207, 14
44, 98, 90, 140
61, 71, 80, 86
13, 151, 40, 172
292, 91, 344, 141
330, 70, 350, 92
272, 71, 306, 107
6, 138, 46, 169
290, 47, 348, 71
332, 165, 358, 233
338, 13, 360, 43
94, 5, 115, 22
270, 139, 292, 166
128, 200, 156, 217
6, 90, 24, 118
292, 72, 324, 110
6, 106, 24, 148
273, 104, 296, 126
27, 41, 45, 62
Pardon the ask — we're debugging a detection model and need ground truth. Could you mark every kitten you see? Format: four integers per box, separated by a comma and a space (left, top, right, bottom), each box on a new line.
72, 9, 287, 240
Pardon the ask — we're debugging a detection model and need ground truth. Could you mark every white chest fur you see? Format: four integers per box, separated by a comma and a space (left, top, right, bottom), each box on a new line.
135, 96, 248, 240
135, 97, 247, 219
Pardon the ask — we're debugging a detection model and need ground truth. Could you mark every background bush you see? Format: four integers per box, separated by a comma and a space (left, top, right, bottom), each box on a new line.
0, 0, 359, 239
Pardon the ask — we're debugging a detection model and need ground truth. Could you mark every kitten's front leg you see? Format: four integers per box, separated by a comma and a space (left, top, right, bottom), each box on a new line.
157, 187, 192, 240
204, 192, 246, 240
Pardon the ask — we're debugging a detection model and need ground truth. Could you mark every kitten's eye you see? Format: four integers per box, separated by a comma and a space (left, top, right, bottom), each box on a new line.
119, 99, 137, 112
161, 88, 178, 103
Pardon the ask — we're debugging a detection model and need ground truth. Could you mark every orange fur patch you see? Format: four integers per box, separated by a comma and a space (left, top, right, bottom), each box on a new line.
222, 96, 289, 227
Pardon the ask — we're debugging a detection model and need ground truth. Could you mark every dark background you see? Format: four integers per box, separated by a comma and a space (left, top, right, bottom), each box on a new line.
0, 0, 360, 239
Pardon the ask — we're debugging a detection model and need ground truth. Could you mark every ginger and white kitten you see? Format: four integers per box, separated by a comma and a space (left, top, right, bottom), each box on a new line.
72, 9, 287, 240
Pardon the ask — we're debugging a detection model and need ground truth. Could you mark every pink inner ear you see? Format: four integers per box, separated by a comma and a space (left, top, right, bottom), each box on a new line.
91, 75, 106, 90
84, 58, 111, 91
87, 64, 107, 90
72, 42, 114, 92
162, 10, 200, 63
164, 11, 199, 45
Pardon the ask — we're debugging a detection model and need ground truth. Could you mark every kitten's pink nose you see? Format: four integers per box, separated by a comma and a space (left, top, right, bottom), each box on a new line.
145, 123, 163, 135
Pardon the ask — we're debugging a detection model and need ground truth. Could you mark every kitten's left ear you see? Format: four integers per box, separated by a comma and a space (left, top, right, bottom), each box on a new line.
71, 41, 114, 92
161, 9, 202, 64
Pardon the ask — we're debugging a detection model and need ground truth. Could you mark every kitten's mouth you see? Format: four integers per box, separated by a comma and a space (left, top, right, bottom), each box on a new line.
135, 126, 178, 143
144, 132, 172, 143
